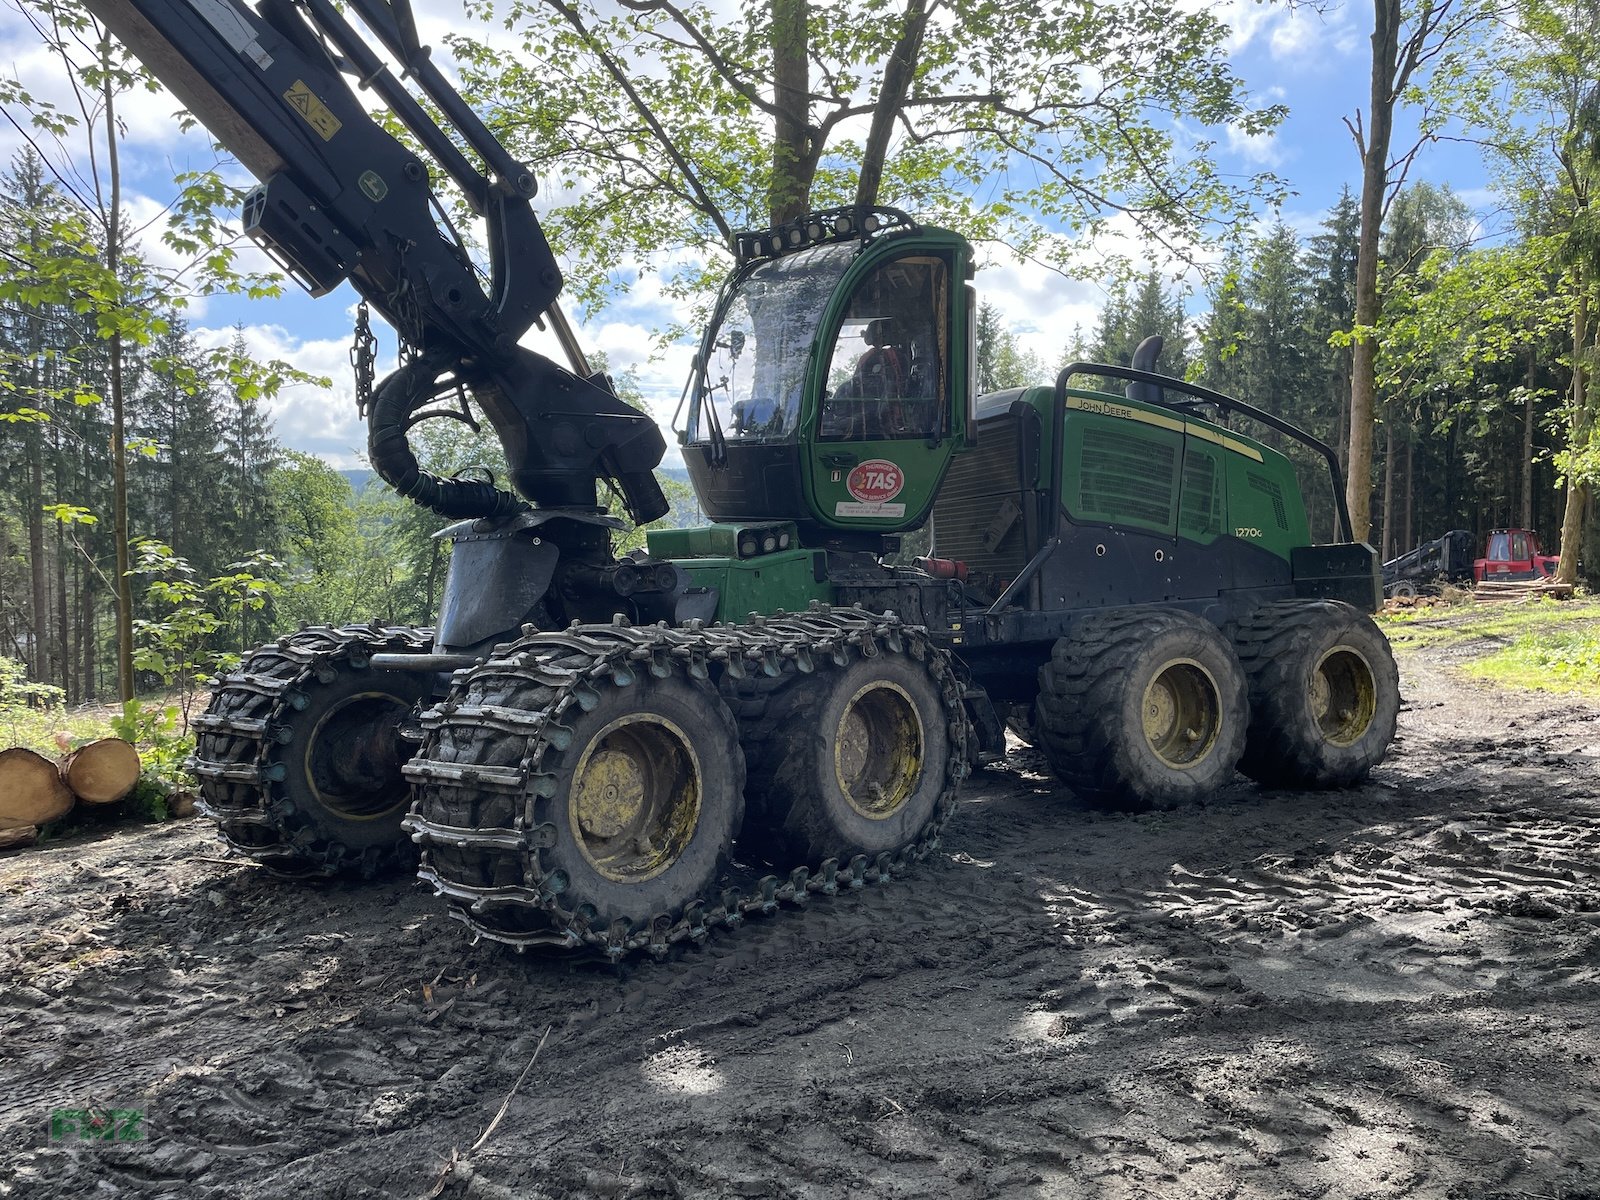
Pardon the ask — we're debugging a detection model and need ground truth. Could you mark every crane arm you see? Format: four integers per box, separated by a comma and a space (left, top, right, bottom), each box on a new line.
84, 0, 668, 522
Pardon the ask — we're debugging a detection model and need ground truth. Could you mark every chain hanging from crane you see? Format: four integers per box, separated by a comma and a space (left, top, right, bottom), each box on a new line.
351, 300, 378, 419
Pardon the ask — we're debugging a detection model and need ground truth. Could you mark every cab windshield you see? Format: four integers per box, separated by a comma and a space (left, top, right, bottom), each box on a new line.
688, 243, 855, 444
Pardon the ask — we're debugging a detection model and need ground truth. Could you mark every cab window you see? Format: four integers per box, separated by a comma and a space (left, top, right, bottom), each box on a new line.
819, 255, 949, 441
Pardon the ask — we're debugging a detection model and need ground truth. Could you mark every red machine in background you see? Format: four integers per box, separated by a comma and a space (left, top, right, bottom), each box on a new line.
1474, 529, 1562, 583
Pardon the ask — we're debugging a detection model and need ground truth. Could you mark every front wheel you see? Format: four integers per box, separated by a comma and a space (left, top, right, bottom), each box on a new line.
406, 630, 744, 949
1035, 609, 1248, 809
1231, 600, 1400, 788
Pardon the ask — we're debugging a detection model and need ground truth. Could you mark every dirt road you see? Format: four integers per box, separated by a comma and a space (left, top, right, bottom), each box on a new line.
3, 640, 1599, 1199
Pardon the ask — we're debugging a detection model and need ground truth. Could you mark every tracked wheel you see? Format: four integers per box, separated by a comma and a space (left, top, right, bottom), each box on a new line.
405, 624, 743, 952
735, 646, 965, 868
189, 624, 433, 877
1231, 599, 1399, 788
407, 609, 970, 957
1035, 608, 1248, 809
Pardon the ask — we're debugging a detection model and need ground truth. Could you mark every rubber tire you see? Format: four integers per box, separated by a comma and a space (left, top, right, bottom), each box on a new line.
273, 666, 431, 862
1035, 608, 1248, 809
195, 628, 432, 878
739, 653, 954, 867
1231, 600, 1400, 788
534, 672, 744, 931
1388, 580, 1418, 600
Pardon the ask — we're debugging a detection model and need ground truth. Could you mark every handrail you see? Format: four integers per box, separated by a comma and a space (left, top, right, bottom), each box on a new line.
1050, 363, 1354, 544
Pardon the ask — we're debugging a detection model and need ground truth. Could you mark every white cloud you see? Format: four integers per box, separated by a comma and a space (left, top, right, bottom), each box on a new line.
1226, 120, 1286, 167
1197, 0, 1360, 64
194, 316, 371, 468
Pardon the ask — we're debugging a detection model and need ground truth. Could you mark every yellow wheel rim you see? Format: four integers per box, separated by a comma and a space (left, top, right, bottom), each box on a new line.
833, 681, 924, 820
570, 715, 701, 883
1140, 659, 1221, 770
1311, 646, 1378, 747
304, 690, 416, 821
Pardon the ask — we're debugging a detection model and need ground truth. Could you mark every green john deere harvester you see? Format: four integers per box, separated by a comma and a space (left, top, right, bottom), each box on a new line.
85, 0, 1399, 959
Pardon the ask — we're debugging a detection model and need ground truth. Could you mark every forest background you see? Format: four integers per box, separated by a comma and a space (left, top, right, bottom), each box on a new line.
1, 0, 1598, 714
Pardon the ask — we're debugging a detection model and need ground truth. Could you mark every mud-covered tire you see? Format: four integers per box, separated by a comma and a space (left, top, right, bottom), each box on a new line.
406, 635, 743, 945
1035, 608, 1248, 809
1231, 600, 1400, 788
737, 651, 962, 868
190, 625, 433, 877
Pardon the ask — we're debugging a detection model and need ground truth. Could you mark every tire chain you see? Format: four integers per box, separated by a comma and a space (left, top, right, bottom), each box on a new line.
403, 603, 972, 960
188, 623, 433, 877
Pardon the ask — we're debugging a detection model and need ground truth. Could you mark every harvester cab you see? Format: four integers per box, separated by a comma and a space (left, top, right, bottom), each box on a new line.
680, 209, 974, 545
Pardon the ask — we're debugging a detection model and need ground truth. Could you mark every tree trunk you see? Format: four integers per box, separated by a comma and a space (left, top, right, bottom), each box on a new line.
54, 502, 71, 704
0, 826, 40, 852
0, 747, 76, 828
855, 0, 929, 211
60, 737, 141, 805
103, 49, 135, 703
26, 423, 48, 684
769, 0, 810, 225
1556, 266, 1589, 585
1380, 415, 1395, 558
1346, 0, 1401, 545
1523, 347, 1537, 530
1403, 434, 1414, 552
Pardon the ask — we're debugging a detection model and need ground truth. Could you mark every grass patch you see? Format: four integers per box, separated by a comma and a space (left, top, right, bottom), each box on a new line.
2, 704, 116, 758
1378, 596, 1600, 699
1461, 627, 1600, 695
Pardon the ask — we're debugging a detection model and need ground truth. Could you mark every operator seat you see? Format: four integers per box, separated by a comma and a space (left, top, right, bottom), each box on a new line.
856, 318, 907, 398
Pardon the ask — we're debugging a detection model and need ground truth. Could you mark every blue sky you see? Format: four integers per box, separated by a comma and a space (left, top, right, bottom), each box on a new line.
0, 0, 1500, 470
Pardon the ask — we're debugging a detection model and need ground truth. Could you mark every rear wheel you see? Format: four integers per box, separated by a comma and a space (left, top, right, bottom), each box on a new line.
191, 625, 433, 877
1035, 609, 1248, 809
738, 651, 960, 867
1231, 600, 1399, 788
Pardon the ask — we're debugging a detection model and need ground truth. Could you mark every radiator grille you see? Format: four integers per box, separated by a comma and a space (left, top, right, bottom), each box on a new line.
1075, 426, 1177, 528
931, 416, 1030, 577
1180, 447, 1223, 538
1247, 470, 1290, 531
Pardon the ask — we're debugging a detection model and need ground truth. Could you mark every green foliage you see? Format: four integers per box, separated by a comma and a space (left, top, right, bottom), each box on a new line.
1463, 625, 1600, 694
975, 302, 1044, 394
130, 540, 280, 730
1389, 597, 1600, 698
1092, 270, 1189, 376
107, 699, 191, 822
448, 0, 1286, 316
0, 654, 65, 710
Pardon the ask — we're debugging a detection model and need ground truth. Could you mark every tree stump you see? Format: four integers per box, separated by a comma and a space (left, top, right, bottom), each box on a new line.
59, 738, 142, 805
0, 747, 75, 827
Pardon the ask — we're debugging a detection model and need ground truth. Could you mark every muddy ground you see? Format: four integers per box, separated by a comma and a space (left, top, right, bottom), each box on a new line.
3, 631, 1599, 1200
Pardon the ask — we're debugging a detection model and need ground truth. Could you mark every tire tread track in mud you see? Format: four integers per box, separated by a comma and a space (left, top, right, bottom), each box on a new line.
189, 623, 432, 878
403, 604, 971, 959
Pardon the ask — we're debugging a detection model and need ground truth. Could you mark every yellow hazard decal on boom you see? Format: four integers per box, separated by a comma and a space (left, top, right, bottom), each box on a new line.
284, 80, 342, 141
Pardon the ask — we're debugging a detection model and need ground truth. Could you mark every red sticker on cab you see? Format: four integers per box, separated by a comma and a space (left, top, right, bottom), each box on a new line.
846, 459, 905, 504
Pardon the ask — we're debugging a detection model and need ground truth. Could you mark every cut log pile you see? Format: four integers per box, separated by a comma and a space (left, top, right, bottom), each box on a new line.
1472, 579, 1576, 604
0, 738, 142, 851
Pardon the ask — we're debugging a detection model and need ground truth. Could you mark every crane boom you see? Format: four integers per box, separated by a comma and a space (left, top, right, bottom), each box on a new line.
85, 0, 667, 522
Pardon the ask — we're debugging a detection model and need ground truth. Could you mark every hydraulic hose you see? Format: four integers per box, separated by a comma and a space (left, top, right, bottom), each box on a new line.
366, 352, 523, 519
